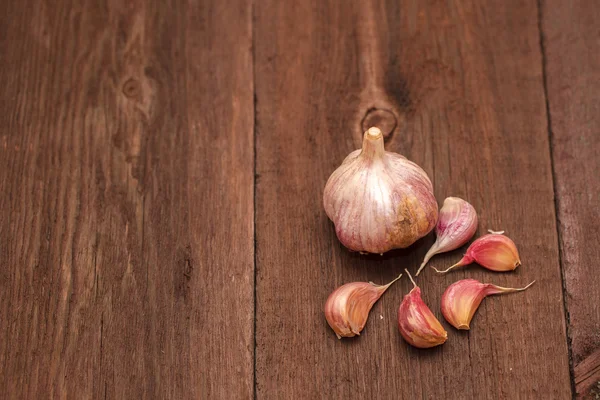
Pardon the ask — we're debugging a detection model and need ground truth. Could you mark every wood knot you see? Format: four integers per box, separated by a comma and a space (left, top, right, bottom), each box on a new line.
122, 78, 141, 99
361, 108, 397, 139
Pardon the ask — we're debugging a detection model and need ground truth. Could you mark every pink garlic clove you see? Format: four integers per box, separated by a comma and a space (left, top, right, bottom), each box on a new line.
397, 269, 447, 348
324, 274, 402, 339
433, 233, 521, 274
415, 197, 478, 276
441, 279, 535, 330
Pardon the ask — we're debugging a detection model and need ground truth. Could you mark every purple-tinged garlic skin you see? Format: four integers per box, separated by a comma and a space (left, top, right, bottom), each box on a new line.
324, 274, 402, 339
434, 233, 521, 274
441, 279, 535, 330
323, 127, 438, 254
415, 197, 478, 276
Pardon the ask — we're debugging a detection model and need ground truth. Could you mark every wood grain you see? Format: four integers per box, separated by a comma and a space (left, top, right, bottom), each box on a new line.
1, 0, 593, 397
254, 0, 572, 398
541, 0, 600, 397
0, 0, 254, 398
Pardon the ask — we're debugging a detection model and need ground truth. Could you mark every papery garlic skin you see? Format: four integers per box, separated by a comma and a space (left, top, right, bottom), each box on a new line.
434, 233, 521, 274
415, 197, 478, 276
397, 270, 447, 348
324, 274, 401, 339
441, 279, 535, 330
323, 127, 438, 254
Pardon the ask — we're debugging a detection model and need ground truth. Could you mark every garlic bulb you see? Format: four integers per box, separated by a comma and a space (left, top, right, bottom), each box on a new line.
323, 127, 438, 254
415, 197, 478, 276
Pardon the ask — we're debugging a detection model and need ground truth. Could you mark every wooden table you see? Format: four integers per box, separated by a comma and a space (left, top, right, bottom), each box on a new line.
1, 0, 598, 398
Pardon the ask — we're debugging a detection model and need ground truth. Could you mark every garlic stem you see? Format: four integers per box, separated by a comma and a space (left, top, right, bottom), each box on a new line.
417, 245, 439, 276
377, 272, 404, 289
489, 280, 536, 294
361, 127, 385, 160
367, 126, 382, 138
404, 268, 417, 289
432, 255, 473, 274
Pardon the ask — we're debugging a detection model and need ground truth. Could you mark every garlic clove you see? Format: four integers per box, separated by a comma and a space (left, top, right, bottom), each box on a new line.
397, 269, 447, 348
415, 197, 478, 276
324, 274, 402, 339
323, 127, 438, 254
433, 233, 521, 274
441, 279, 535, 330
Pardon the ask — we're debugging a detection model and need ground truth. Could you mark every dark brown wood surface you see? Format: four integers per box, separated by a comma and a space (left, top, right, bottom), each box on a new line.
0, 0, 254, 398
0, 0, 596, 399
254, 0, 572, 399
541, 0, 600, 397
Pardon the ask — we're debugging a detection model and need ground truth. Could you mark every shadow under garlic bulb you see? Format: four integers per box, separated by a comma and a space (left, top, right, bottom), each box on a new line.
323, 127, 438, 254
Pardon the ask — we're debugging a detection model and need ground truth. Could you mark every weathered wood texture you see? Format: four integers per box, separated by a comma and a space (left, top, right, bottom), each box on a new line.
254, 0, 572, 398
541, 0, 600, 397
0, 0, 254, 398
2, 0, 595, 398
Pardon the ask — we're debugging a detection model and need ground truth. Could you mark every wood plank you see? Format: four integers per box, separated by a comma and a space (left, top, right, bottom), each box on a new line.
254, 0, 572, 398
541, 0, 600, 397
0, 0, 254, 398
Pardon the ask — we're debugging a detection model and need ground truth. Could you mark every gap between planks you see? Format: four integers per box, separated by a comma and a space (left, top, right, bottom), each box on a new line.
535, 0, 576, 396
